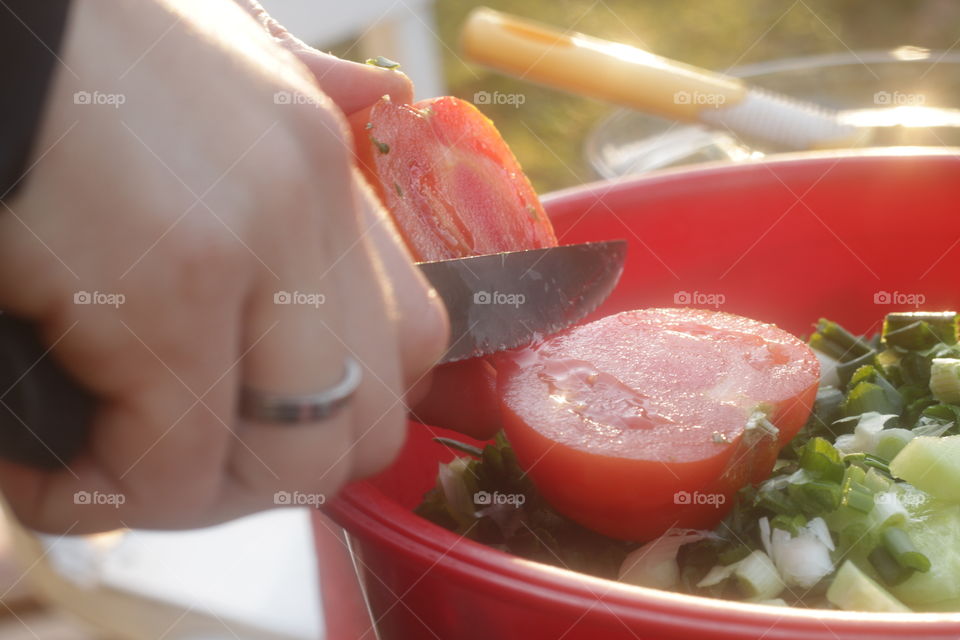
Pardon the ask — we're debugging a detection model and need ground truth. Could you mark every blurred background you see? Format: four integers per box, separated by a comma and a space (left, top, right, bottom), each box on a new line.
322, 0, 960, 192
5, 1, 960, 638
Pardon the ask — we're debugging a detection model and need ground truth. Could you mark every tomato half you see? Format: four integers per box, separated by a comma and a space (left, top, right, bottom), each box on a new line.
496, 308, 820, 541
352, 96, 558, 439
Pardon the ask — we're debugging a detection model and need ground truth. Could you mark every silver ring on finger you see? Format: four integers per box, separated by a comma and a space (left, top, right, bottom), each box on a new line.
240, 356, 362, 424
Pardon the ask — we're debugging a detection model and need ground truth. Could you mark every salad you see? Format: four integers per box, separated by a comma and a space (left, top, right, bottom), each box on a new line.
417, 310, 960, 612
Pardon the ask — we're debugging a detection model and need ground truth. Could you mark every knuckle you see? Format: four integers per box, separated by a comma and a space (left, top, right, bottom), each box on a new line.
163, 224, 248, 306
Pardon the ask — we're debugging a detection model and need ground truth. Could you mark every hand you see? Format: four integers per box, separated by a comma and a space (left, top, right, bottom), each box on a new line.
235, 0, 415, 115
0, 0, 447, 533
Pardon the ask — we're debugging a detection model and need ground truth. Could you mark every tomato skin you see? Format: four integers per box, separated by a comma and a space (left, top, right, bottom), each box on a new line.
496, 308, 819, 541
353, 96, 557, 439
409, 359, 501, 441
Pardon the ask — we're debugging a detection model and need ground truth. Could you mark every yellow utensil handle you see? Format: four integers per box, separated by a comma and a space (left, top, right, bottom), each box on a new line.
461, 8, 747, 120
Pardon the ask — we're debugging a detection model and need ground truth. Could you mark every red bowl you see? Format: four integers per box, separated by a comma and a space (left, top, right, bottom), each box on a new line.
323, 150, 960, 639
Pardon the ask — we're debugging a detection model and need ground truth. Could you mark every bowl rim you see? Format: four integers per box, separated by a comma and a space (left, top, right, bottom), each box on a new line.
328, 151, 960, 635
551, 145, 960, 206
328, 478, 960, 635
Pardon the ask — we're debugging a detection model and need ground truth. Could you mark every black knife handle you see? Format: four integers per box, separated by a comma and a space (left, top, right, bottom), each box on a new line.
0, 313, 93, 468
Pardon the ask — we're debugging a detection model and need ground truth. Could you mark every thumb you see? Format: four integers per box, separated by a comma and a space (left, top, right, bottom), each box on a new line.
236, 0, 415, 114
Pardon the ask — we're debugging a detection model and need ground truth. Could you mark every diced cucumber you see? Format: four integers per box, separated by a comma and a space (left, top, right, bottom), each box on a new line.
827, 560, 911, 612
735, 550, 784, 600
889, 436, 960, 502
888, 503, 960, 606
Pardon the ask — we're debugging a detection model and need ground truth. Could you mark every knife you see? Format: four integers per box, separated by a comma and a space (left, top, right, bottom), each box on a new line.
0, 240, 626, 469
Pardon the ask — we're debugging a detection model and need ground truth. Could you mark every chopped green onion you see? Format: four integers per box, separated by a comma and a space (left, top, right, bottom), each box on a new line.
883, 312, 958, 350
874, 428, 914, 462
841, 482, 875, 514
861, 453, 893, 475
868, 545, 914, 586
811, 319, 875, 361
882, 526, 931, 573
863, 467, 893, 493
371, 137, 390, 154
915, 403, 960, 438
365, 55, 401, 69
695, 549, 785, 598
847, 366, 904, 413
899, 352, 933, 388
807, 386, 845, 436
799, 437, 845, 483
838, 522, 877, 553
770, 513, 807, 536
786, 472, 842, 515
433, 437, 484, 458
834, 412, 898, 455
836, 352, 879, 388
930, 358, 960, 404
844, 461, 867, 485
875, 347, 902, 373
843, 381, 900, 416
734, 550, 784, 600
870, 492, 908, 528
756, 485, 798, 515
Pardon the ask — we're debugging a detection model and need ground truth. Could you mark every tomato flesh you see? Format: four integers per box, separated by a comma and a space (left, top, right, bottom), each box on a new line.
496, 308, 820, 541
354, 96, 555, 261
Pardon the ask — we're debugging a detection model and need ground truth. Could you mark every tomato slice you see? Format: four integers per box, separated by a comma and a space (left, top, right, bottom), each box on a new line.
495, 308, 820, 541
353, 96, 558, 439
353, 96, 556, 261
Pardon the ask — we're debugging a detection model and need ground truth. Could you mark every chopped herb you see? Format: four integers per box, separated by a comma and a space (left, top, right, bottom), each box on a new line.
371, 137, 390, 154
365, 56, 401, 70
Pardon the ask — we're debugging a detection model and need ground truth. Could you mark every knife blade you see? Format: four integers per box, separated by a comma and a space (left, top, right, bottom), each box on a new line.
0, 240, 626, 468
420, 240, 627, 363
